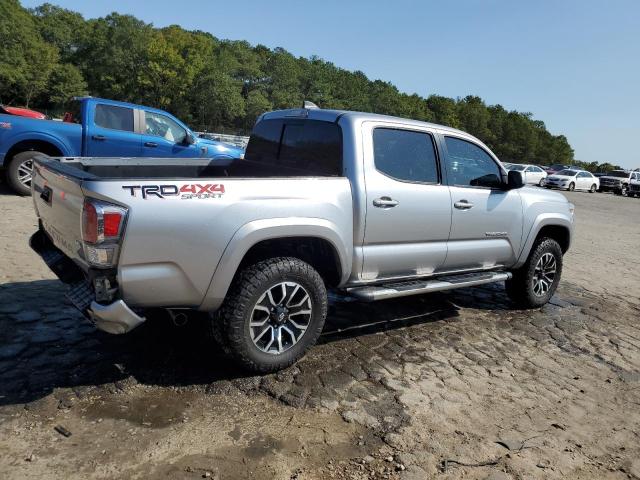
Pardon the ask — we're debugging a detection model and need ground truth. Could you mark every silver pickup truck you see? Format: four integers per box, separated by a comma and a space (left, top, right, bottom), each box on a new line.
30, 105, 574, 372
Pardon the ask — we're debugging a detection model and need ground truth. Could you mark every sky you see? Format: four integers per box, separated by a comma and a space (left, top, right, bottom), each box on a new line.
22, 0, 640, 168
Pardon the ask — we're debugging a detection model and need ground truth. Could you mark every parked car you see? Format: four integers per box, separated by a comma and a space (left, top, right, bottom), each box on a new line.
598, 170, 635, 195
545, 169, 599, 192
0, 105, 47, 120
29, 105, 574, 372
0, 97, 244, 195
624, 172, 640, 198
505, 163, 548, 186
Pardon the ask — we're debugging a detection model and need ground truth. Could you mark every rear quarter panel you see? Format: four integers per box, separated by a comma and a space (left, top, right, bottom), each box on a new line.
84, 178, 353, 309
0, 114, 81, 164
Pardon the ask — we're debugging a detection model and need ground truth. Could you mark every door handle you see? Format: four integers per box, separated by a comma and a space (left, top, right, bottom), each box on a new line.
454, 200, 474, 210
92, 135, 106, 141
144, 142, 158, 148
373, 196, 399, 208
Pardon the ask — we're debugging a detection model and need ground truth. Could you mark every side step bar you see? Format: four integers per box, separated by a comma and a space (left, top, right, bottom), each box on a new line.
346, 271, 512, 302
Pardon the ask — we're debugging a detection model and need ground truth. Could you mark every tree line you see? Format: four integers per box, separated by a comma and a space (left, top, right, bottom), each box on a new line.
1, 0, 615, 169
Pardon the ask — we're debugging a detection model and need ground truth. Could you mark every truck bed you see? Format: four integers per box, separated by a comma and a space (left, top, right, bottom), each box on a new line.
39, 156, 340, 180
31, 156, 354, 311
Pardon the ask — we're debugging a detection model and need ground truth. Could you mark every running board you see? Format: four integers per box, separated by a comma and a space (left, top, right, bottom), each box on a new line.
346, 271, 512, 301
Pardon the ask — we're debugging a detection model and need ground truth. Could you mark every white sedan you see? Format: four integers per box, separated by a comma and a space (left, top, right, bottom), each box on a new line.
545, 169, 599, 192
507, 164, 548, 186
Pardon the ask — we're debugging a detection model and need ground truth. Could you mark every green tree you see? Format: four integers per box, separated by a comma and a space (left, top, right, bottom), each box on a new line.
45, 63, 87, 106
0, 0, 58, 106
30, 3, 88, 62
190, 68, 245, 131
77, 13, 153, 101
427, 95, 460, 128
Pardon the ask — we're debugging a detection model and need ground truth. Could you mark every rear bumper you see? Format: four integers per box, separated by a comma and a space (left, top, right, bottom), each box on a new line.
88, 300, 145, 334
30, 229, 146, 334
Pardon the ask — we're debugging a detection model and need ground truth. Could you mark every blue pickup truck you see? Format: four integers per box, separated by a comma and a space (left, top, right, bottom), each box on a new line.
0, 97, 244, 195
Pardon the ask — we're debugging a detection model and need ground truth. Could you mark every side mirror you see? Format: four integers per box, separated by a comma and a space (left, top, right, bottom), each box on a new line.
507, 170, 525, 189
184, 133, 196, 145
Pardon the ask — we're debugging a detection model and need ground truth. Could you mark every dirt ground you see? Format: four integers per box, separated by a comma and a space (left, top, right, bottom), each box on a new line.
0, 183, 639, 480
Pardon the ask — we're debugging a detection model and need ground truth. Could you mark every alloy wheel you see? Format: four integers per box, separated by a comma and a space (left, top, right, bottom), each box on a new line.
249, 281, 312, 355
18, 159, 33, 188
533, 252, 557, 297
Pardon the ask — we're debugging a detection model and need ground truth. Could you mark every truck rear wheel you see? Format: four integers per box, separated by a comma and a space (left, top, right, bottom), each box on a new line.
213, 257, 328, 373
506, 238, 563, 308
7, 151, 47, 196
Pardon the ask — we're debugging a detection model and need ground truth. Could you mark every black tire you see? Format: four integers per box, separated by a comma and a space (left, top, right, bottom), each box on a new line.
567, 182, 575, 192
506, 238, 563, 308
589, 184, 597, 193
6, 150, 47, 196
212, 257, 327, 373
538, 178, 545, 187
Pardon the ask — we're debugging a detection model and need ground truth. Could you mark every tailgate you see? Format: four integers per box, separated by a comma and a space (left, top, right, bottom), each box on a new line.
32, 157, 88, 269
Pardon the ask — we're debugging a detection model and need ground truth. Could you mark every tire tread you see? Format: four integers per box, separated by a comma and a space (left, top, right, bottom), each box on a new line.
212, 257, 327, 373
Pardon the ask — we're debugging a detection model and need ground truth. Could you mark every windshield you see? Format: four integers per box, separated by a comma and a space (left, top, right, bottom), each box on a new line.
556, 169, 578, 176
608, 171, 628, 178
549, 164, 566, 170
509, 165, 526, 171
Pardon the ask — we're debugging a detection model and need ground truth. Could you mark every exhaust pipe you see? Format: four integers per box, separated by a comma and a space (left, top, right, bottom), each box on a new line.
167, 310, 189, 327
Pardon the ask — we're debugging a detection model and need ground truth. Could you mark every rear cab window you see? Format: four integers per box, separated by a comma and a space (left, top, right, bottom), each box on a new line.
94, 104, 134, 132
244, 119, 342, 176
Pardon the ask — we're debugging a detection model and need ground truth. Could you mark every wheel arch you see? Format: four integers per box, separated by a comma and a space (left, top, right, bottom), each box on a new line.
199, 218, 351, 312
5, 139, 64, 164
514, 214, 572, 268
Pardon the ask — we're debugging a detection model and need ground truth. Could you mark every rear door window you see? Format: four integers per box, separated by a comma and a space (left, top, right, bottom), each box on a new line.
94, 104, 134, 131
372, 128, 439, 183
244, 119, 342, 176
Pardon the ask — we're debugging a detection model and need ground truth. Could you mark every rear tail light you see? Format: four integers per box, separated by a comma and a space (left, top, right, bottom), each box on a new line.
82, 201, 98, 243
81, 199, 128, 267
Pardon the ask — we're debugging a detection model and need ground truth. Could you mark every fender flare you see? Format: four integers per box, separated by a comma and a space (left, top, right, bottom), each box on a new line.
4, 131, 73, 162
199, 217, 352, 312
513, 213, 573, 269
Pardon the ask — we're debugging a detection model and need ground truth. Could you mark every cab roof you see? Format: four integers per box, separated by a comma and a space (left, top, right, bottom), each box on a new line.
261, 107, 475, 138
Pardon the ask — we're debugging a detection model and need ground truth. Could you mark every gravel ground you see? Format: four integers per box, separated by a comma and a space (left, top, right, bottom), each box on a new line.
0, 183, 639, 480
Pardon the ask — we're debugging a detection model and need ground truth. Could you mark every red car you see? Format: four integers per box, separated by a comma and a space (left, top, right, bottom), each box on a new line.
0, 105, 47, 120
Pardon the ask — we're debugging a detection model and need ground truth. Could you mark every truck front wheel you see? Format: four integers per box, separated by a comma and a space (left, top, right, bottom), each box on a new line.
213, 257, 328, 373
7, 151, 47, 196
506, 238, 563, 308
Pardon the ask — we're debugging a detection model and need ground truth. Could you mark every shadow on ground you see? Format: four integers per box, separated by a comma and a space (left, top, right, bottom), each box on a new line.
0, 277, 527, 407
0, 179, 16, 196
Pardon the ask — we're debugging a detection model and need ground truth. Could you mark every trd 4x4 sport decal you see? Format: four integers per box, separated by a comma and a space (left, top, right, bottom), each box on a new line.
122, 184, 225, 199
